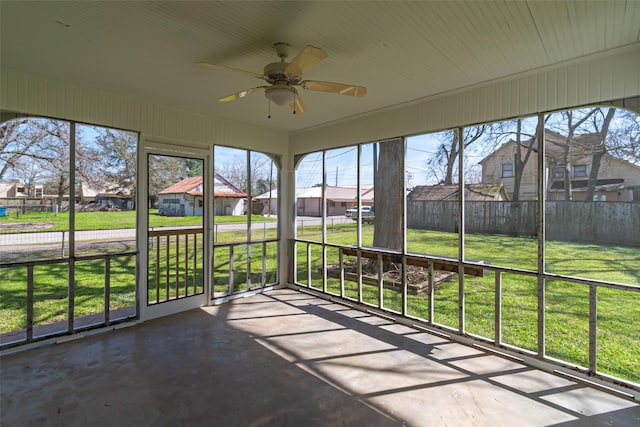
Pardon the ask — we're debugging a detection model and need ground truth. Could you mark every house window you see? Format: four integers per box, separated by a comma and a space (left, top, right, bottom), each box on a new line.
573, 165, 587, 177
501, 163, 514, 178
553, 167, 565, 179
16, 186, 26, 194
35, 188, 43, 197
198, 200, 203, 207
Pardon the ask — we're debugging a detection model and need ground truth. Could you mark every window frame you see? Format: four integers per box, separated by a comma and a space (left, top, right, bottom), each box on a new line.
553, 167, 565, 179
501, 162, 514, 178
572, 164, 588, 177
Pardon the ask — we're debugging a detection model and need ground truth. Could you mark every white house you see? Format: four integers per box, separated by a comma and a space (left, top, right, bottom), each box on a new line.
158, 174, 247, 216
0, 181, 43, 198
255, 185, 374, 217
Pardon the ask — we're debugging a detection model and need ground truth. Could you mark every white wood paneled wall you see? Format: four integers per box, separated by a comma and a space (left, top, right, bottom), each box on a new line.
289, 44, 640, 154
2, 44, 638, 156
0, 67, 288, 155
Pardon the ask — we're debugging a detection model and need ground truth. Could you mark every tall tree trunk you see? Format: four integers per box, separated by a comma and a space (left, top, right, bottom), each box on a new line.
562, 142, 572, 201
513, 120, 523, 201
443, 132, 459, 185
57, 174, 67, 209
560, 110, 596, 200
586, 108, 616, 201
372, 139, 403, 251
512, 118, 542, 201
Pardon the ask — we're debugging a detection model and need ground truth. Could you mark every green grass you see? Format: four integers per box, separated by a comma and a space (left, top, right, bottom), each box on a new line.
295, 224, 640, 384
0, 227, 279, 336
147, 234, 204, 304
212, 242, 278, 296
1, 254, 136, 334
1, 217, 638, 384
0, 209, 275, 233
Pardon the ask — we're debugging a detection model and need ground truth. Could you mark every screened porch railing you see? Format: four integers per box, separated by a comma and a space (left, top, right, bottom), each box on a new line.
293, 239, 640, 396
148, 227, 279, 303
0, 251, 137, 349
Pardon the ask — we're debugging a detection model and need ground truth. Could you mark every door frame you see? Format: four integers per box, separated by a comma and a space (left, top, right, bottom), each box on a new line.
137, 140, 213, 321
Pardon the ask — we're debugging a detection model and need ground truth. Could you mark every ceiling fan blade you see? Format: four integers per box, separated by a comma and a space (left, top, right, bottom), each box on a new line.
218, 86, 268, 102
196, 62, 267, 80
285, 45, 327, 77
289, 94, 307, 114
301, 80, 367, 97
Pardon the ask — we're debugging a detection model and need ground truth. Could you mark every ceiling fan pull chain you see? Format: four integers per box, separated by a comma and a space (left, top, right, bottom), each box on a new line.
293, 91, 297, 115
268, 100, 271, 119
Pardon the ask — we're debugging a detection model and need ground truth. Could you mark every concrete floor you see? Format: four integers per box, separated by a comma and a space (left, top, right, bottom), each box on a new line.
1, 289, 638, 426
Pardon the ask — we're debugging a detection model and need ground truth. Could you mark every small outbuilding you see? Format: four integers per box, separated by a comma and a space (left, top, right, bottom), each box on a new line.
158, 174, 247, 216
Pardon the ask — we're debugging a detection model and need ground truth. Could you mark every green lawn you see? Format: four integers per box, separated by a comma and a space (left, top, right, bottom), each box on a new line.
0, 210, 276, 337
1, 218, 638, 384
0, 254, 137, 335
295, 224, 640, 384
0, 209, 275, 233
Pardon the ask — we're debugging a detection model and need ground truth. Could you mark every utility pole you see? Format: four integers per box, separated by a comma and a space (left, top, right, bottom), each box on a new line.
268, 161, 273, 216
335, 166, 338, 186
373, 143, 378, 190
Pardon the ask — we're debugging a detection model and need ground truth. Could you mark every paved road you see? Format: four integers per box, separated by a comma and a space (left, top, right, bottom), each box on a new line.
0, 216, 350, 248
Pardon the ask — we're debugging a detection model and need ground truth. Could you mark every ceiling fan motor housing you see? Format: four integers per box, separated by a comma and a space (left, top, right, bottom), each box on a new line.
263, 61, 300, 84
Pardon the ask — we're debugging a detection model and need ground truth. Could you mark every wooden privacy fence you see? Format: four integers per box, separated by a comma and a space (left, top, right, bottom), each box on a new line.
407, 201, 639, 246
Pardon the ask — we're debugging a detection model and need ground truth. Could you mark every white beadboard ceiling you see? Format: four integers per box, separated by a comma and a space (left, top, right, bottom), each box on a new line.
1, 1, 639, 133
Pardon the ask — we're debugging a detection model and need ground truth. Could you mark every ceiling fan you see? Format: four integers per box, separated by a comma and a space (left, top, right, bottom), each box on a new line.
196, 43, 367, 114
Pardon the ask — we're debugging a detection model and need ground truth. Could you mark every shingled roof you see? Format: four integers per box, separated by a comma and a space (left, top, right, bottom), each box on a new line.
159, 174, 247, 198
407, 183, 510, 201
549, 178, 624, 191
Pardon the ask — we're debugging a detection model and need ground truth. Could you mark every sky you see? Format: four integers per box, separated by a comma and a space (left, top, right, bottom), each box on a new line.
293, 108, 640, 191
295, 132, 495, 190
4, 108, 637, 192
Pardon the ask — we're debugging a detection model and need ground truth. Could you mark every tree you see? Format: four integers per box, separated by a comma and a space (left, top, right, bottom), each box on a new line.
10, 158, 45, 196
26, 120, 71, 204
585, 108, 616, 201
504, 117, 545, 201
542, 107, 639, 201
424, 126, 487, 185
0, 118, 77, 206
1, 118, 143, 211
83, 127, 138, 199
546, 109, 597, 200
254, 178, 272, 196
606, 109, 640, 163
216, 152, 274, 196
0, 118, 63, 182
372, 139, 403, 251
147, 155, 198, 207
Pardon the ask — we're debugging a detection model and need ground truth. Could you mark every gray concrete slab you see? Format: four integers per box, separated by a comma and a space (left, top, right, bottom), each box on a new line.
1, 289, 638, 426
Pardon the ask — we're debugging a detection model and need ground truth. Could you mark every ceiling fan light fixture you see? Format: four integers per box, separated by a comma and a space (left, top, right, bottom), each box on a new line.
265, 85, 295, 106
